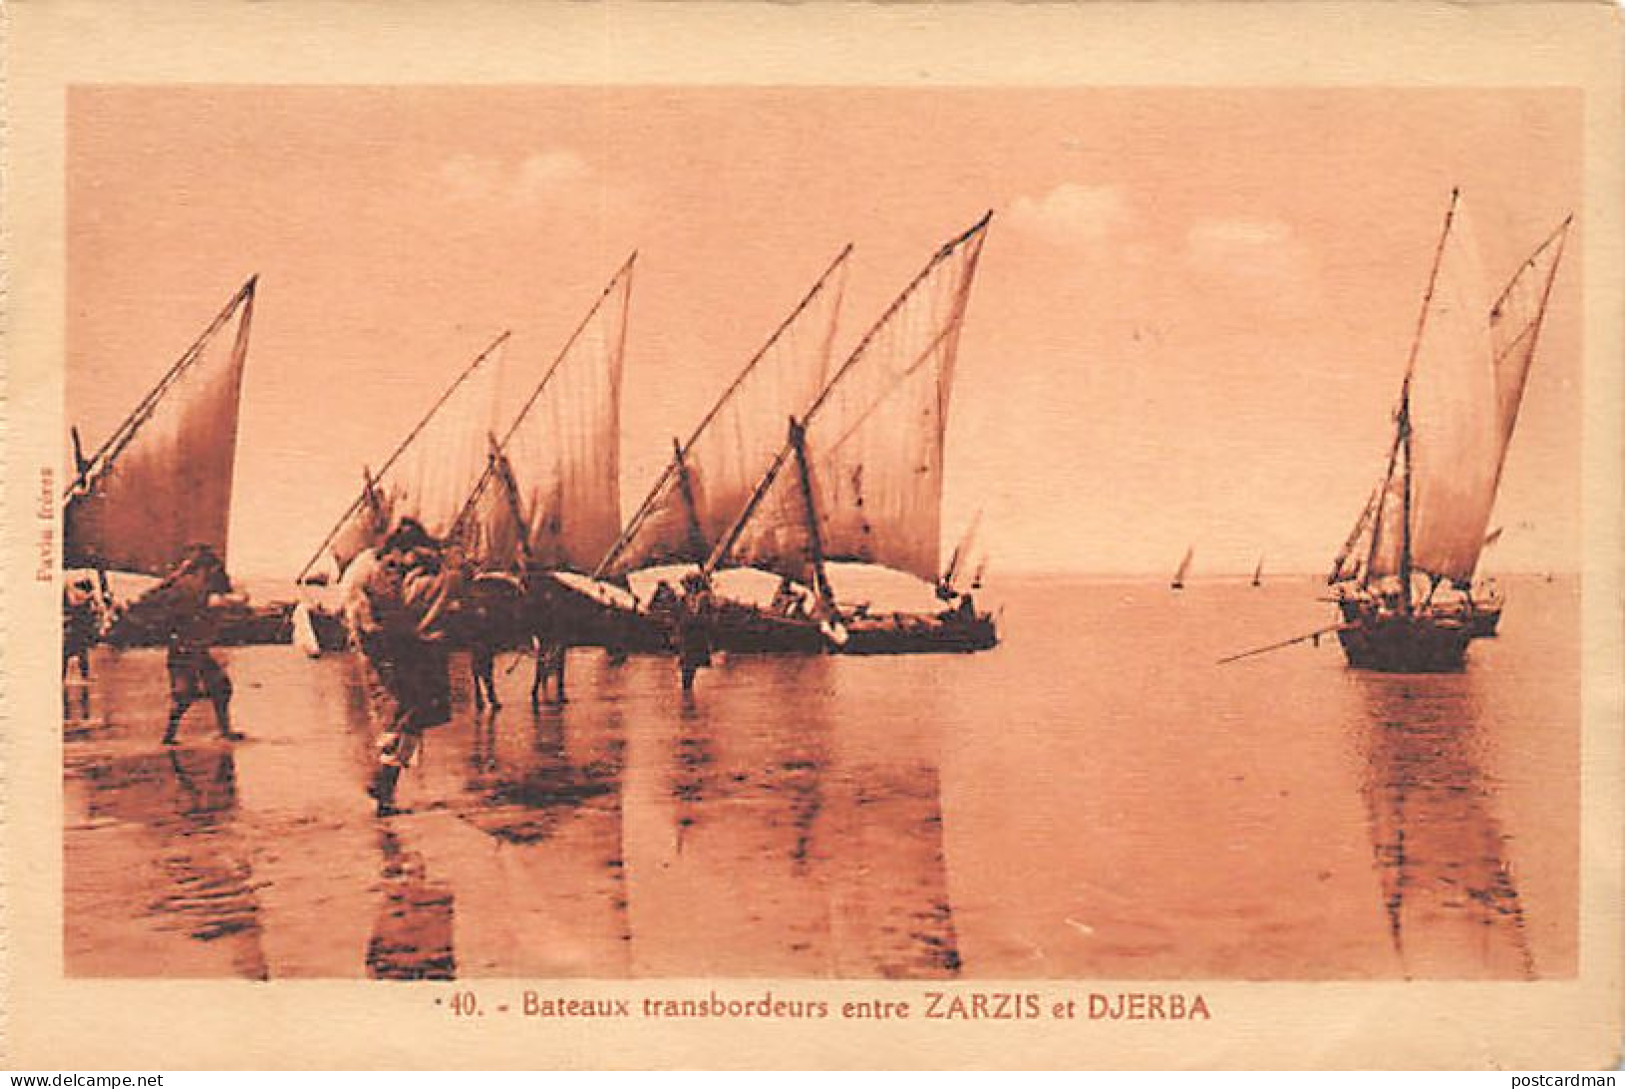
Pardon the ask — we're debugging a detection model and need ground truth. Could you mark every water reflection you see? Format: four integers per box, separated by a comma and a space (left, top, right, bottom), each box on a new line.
73, 744, 269, 979
1351, 672, 1535, 979
367, 827, 456, 980
618, 655, 961, 977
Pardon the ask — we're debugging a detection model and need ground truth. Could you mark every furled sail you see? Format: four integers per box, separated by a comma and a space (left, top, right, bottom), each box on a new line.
64, 278, 256, 578
327, 467, 393, 575
711, 213, 990, 588
299, 331, 509, 580
457, 443, 530, 572
460, 255, 632, 573
596, 245, 850, 580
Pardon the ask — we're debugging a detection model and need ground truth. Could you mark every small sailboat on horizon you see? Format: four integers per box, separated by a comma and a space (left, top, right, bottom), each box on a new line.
1170, 546, 1194, 591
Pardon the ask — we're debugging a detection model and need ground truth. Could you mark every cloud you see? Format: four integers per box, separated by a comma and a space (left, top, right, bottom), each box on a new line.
1008, 184, 1128, 247
437, 149, 593, 204
1184, 218, 1305, 282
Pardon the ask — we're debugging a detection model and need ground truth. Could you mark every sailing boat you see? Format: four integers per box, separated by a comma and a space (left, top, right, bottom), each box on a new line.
293, 329, 510, 652
1171, 546, 1194, 591
299, 330, 510, 584
64, 277, 267, 646
1251, 555, 1264, 588
703, 212, 997, 655
533, 246, 852, 654
938, 510, 983, 600
447, 256, 637, 653
1329, 191, 1571, 672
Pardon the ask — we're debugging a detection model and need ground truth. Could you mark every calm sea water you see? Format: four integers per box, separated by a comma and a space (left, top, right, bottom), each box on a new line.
63, 575, 1579, 980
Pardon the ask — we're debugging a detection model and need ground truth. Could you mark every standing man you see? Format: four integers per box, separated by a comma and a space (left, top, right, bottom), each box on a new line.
62, 577, 103, 681
675, 571, 716, 694
157, 544, 243, 745
348, 518, 462, 817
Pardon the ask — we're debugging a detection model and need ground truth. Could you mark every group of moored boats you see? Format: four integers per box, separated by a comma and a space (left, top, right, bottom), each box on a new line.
62, 192, 1572, 676
66, 216, 1000, 667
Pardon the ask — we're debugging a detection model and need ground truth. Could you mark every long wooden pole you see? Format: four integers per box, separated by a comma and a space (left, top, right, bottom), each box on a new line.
1397, 190, 1461, 612
1217, 624, 1345, 665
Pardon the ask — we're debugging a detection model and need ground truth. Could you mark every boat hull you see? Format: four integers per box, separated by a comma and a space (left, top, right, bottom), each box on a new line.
1335, 612, 1473, 673
104, 601, 296, 648
839, 612, 998, 655
544, 574, 999, 657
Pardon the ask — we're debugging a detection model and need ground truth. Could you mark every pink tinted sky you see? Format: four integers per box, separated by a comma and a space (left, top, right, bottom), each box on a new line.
66, 86, 1581, 579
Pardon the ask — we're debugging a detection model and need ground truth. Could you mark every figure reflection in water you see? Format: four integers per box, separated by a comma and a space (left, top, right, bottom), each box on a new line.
347, 519, 462, 817
1354, 674, 1536, 980
152, 544, 243, 745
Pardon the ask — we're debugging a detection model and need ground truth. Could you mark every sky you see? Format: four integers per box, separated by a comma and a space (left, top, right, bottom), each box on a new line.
66, 86, 1582, 579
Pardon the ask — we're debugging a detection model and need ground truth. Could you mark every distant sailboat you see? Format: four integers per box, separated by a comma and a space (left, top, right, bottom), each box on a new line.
1171, 546, 1194, 591
1251, 555, 1264, 588
1329, 191, 1570, 671
64, 277, 269, 644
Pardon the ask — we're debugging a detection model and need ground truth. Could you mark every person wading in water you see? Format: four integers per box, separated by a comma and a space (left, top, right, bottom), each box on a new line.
62, 576, 104, 682
675, 571, 716, 695
154, 544, 244, 745
348, 518, 463, 817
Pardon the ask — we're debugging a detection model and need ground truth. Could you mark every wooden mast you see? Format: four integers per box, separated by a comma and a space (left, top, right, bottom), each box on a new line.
670, 436, 708, 562
786, 417, 838, 616
1397, 189, 1461, 613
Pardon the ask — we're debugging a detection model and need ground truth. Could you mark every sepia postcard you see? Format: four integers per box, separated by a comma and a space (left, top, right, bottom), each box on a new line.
3, 0, 1622, 1071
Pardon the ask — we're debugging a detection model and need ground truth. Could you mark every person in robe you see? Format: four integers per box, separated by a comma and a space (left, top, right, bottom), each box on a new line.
348, 518, 464, 816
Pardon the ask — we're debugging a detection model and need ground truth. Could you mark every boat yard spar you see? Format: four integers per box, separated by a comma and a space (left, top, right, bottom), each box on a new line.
1329, 191, 1571, 672
702, 211, 997, 654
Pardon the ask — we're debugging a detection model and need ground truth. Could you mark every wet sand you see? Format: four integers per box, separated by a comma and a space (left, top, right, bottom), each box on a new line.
63, 576, 1579, 980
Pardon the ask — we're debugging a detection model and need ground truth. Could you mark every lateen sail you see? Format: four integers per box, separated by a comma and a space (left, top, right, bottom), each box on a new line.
65, 278, 257, 578
596, 246, 850, 580
1403, 194, 1499, 586
1359, 195, 1568, 591
712, 213, 990, 589
460, 256, 633, 573
1487, 217, 1572, 493
300, 331, 510, 580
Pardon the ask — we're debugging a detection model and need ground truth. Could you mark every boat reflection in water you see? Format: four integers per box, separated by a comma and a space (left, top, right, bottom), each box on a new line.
1351, 671, 1535, 980
65, 577, 1575, 981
